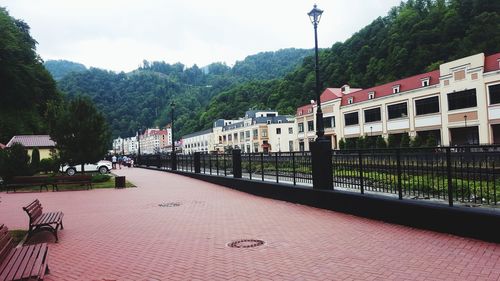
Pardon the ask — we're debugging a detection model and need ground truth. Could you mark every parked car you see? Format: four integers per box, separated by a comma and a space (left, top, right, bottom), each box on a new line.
60, 160, 112, 176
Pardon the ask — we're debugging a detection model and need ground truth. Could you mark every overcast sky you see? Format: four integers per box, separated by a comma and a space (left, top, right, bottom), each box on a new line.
3, 0, 402, 72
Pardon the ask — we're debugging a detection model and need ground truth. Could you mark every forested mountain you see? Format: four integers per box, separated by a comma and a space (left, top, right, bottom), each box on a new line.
0, 8, 61, 143
55, 48, 312, 138
44, 60, 86, 80
200, 0, 500, 125
52, 0, 500, 141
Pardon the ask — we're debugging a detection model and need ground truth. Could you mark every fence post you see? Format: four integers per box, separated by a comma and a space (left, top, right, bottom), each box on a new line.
396, 149, 403, 200
292, 152, 296, 186
358, 151, 364, 194
446, 147, 454, 207
261, 153, 264, 181
275, 152, 279, 183
172, 152, 177, 171
232, 149, 242, 178
310, 140, 333, 190
157, 153, 161, 168
194, 152, 201, 173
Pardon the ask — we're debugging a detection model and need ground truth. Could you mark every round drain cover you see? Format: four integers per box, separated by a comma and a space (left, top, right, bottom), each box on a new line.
158, 202, 181, 207
227, 239, 265, 248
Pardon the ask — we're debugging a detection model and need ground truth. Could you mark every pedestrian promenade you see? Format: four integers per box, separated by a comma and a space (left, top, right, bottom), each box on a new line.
0, 168, 499, 280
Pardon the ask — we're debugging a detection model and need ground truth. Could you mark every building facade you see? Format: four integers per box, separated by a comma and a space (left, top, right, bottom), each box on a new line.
181, 128, 214, 154
295, 52, 500, 149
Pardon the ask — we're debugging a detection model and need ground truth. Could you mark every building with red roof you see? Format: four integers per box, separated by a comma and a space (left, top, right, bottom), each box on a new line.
294, 52, 500, 150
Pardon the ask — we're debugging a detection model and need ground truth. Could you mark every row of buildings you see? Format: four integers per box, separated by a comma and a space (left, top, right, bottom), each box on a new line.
114, 52, 500, 154
112, 127, 173, 155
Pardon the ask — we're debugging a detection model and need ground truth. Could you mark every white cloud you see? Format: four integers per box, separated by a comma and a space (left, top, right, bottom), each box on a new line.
3, 0, 401, 72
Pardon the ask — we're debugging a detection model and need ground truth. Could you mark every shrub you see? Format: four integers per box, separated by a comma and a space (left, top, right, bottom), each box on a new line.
410, 135, 424, 148
31, 147, 40, 172
338, 138, 345, 150
91, 174, 111, 183
376, 136, 387, 148
39, 158, 59, 174
426, 134, 438, 147
400, 133, 410, 148
0, 143, 33, 181
387, 134, 398, 148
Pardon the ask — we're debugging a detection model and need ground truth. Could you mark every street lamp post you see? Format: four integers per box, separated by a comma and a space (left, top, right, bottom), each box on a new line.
308, 4, 326, 142
464, 114, 468, 128
308, 4, 332, 190
171, 101, 177, 170
137, 129, 142, 165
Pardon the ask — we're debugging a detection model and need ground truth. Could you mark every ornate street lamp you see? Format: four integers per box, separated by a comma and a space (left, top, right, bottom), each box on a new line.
137, 129, 142, 165
171, 101, 177, 170
308, 4, 326, 141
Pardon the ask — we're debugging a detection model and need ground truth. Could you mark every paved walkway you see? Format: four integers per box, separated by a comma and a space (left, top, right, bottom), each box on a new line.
0, 168, 499, 281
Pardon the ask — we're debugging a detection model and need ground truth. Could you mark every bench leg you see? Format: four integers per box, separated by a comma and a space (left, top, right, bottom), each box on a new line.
60, 221, 64, 230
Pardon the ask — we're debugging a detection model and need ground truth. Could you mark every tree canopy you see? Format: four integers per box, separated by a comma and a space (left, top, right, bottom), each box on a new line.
0, 7, 61, 143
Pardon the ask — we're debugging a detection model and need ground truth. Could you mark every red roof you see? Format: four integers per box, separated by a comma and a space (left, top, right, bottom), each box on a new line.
6, 135, 56, 148
296, 104, 314, 116
341, 70, 440, 106
321, 87, 363, 103
485, 52, 500, 73
0, 143, 5, 149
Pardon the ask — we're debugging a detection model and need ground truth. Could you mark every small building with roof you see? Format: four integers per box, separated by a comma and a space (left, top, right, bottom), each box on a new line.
6, 135, 56, 159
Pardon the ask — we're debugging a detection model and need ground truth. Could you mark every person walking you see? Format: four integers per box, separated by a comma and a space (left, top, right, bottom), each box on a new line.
118, 155, 123, 169
112, 155, 117, 169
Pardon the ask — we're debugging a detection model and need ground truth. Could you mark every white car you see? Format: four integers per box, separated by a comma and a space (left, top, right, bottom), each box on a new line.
60, 160, 112, 176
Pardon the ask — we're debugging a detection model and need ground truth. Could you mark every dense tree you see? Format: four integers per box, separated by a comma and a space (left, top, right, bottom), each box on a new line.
44, 60, 86, 80
31, 147, 40, 171
0, 143, 32, 181
47, 97, 110, 173
0, 8, 61, 143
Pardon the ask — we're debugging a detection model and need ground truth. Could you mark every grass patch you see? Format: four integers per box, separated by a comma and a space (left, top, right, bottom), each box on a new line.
9, 230, 27, 244
4, 174, 136, 192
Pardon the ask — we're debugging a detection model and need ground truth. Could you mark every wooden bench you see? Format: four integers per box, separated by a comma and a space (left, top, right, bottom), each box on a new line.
52, 175, 92, 191
0, 224, 49, 281
23, 200, 64, 243
6, 177, 56, 193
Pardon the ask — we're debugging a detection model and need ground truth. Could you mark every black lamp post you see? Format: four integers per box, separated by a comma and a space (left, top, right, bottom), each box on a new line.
464, 114, 468, 128
170, 101, 177, 170
308, 4, 326, 141
137, 129, 142, 165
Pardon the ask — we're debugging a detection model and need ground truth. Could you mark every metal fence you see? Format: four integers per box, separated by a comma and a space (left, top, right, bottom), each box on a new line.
137, 145, 499, 207
332, 146, 499, 206
241, 152, 312, 185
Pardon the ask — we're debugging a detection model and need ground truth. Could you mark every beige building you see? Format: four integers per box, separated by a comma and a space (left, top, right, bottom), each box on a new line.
214, 110, 295, 153
295, 52, 500, 149
181, 128, 214, 154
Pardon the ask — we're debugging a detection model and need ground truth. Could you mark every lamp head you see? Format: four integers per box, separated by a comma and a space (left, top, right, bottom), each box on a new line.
308, 4, 323, 25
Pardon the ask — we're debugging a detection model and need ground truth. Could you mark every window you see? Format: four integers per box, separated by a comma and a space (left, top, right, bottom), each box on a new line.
288, 127, 293, 134
276, 128, 281, 134
228, 134, 232, 141
298, 123, 304, 133
278, 120, 282, 124
245, 131, 250, 138
368, 92, 375, 100
348, 97, 354, 104
364, 107, 381, 123
289, 141, 294, 151
253, 143, 259, 152
267, 120, 271, 124
447, 89, 477, 110
323, 116, 335, 128
387, 102, 408, 119
252, 129, 258, 139
234, 133, 238, 140
261, 129, 268, 137
415, 96, 439, 115
344, 112, 359, 126
392, 85, 400, 94
240, 132, 244, 139
421, 78, 430, 87
489, 84, 500, 105
307, 120, 314, 131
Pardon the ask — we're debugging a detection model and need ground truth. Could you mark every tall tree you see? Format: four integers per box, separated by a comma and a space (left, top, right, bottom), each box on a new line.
47, 97, 110, 173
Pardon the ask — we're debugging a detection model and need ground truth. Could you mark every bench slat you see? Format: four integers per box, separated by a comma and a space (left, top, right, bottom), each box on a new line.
4, 245, 29, 281
13, 245, 35, 281
28, 244, 47, 280
0, 249, 17, 280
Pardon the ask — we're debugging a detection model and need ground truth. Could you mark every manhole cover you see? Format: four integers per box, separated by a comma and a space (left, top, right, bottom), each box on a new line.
158, 202, 181, 207
227, 239, 265, 248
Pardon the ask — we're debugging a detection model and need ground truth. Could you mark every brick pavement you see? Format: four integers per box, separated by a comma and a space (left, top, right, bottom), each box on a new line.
0, 168, 499, 281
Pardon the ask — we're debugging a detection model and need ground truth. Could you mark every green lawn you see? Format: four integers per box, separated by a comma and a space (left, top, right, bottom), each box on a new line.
9, 230, 27, 245
3, 174, 136, 192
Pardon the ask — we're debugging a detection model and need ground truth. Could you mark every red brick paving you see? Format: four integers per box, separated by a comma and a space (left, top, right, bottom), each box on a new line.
1, 168, 499, 280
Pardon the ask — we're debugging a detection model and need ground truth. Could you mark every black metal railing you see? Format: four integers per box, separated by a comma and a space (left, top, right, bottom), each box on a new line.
136, 145, 499, 208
